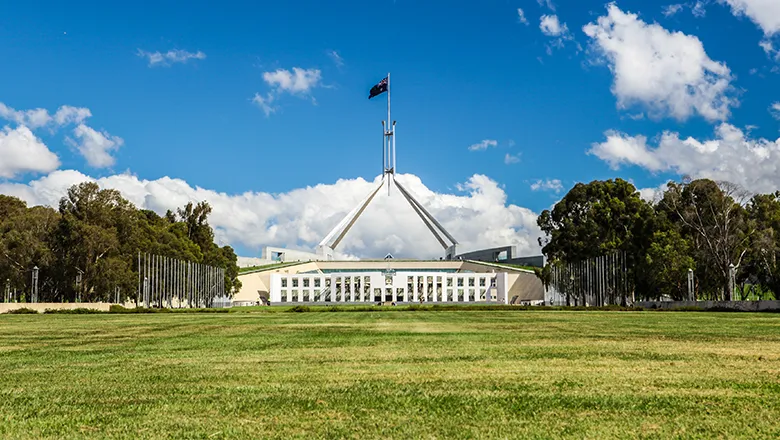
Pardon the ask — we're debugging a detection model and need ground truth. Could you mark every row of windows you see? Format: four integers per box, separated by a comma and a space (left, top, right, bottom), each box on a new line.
278, 288, 488, 303
280, 276, 492, 289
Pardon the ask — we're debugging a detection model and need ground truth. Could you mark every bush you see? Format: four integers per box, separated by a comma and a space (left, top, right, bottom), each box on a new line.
43, 308, 103, 314
4, 308, 38, 314
107, 305, 228, 314
288, 305, 311, 313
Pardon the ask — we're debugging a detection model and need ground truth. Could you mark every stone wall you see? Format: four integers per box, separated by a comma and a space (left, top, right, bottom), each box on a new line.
0, 303, 113, 314
637, 300, 780, 312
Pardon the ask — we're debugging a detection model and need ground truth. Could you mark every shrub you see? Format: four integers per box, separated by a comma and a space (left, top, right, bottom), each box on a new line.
288, 305, 311, 313
4, 308, 38, 314
43, 308, 103, 314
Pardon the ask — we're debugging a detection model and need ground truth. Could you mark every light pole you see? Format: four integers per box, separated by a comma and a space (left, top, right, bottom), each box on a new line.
32, 266, 39, 303
75, 269, 83, 303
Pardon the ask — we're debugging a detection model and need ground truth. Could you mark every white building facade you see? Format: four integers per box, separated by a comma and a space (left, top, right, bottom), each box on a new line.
269, 271, 510, 304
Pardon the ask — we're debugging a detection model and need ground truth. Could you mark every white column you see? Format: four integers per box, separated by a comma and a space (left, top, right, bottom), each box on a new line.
270, 274, 282, 302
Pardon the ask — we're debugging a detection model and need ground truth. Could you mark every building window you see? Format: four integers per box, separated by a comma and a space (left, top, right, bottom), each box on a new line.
281, 279, 288, 288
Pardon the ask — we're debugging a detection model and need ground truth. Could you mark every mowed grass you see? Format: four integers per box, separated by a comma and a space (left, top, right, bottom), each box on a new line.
0, 312, 779, 439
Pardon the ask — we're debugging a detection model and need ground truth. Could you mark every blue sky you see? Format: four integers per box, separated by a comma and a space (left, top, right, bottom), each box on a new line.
1, 0, 780, 258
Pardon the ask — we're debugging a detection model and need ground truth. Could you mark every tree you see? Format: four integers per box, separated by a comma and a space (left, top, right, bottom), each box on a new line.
0, 186, 241, 304
740, 192, 780, 299
538, 178, 655, 262
0, 201, 58, 299
642, 228, 695, 300
657, 179, 752, 301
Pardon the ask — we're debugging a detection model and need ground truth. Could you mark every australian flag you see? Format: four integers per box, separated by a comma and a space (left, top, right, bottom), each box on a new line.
368, 77, 388, 99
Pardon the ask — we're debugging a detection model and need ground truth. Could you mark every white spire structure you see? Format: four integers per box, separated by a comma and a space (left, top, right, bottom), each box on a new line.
317, 74, 459, 260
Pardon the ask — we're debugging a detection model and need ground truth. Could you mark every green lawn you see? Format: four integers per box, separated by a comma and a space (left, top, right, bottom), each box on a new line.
1, 311, 779, 439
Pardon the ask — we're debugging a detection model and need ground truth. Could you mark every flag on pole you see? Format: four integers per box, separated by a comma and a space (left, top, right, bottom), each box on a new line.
368, 77, 388, 99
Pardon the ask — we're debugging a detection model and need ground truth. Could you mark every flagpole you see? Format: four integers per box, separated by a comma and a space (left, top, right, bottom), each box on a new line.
387, 72, 391, 194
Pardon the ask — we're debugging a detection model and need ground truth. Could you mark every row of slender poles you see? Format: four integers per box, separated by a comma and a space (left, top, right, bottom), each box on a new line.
137, 252, 226, 308
548, 251, 631, 306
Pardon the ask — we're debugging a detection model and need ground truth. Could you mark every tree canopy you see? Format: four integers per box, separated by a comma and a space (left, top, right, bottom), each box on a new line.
0, 183, 240, 303
538, 178, 776, 301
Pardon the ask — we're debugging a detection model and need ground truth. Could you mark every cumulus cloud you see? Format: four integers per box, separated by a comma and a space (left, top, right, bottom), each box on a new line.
691, 1, 707, 17
468, 139, 498, 151
760, 39, 780, 61
252, 67, 322, 116
66, 124, 124, 168
504, 153, 521, 165
539, 14, 576, 54
0, 171, 544, 260
663, 4, 685, 16
540, 14, 567, 36
530, 179, 564, 193
637, 182, 671, 203
0, 102, 120, 169
137, 49, 206, 67
262, 68, 322, 94
0, 103, 92, 129
770, 102, 780, 119
252, 93, 276, 117
0, 126, 60, 179
590, 123, 780, 194
517, 8, 529, 25
583, 3, 736, 122
720, 0, 780, 36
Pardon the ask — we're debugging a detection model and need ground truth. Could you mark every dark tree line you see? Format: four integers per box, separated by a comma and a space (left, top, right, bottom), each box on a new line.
537, 177, 779, 301
0, 182, 241, 303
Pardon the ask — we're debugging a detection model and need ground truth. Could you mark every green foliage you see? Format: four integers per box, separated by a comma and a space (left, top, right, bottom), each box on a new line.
0, 183, 240, 303
3, 307, 38, 314
107, 305, 229, 314
287, 305, 311, 313
42, 308, 104, 314
537, 178, 654, 262
539, 177, 780, 301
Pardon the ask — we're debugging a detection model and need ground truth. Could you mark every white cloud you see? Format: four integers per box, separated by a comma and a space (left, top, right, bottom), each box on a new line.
638, 182, 671, 203
0, 103, 52, 129
664, 2, 707, 18
530, 179, 563, 193
328, 50, 345, 67
540, 14, 567, 36
583, 4, 735, 122
663, 4, 685, 16
517, 8, 529, 25
263, 68, 322, 94
66, 124, 124, 168
54, 106, 92, 126
691, 1, 707, 17
468, 139, 498, 151
0, 126, 60, 178
537, 0, 555, 11
137, 49, 206, 67
760, 39, 780, 61
0, 102, 92, 129
590, 123, 780, 194
720, 0, 780, 36
252, 67, 323, 116
252, 93, 276, 117
539, 14, 576, 54
504, 153, 521, 164
0, 171, 544, 260
771, 102, 780, 119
